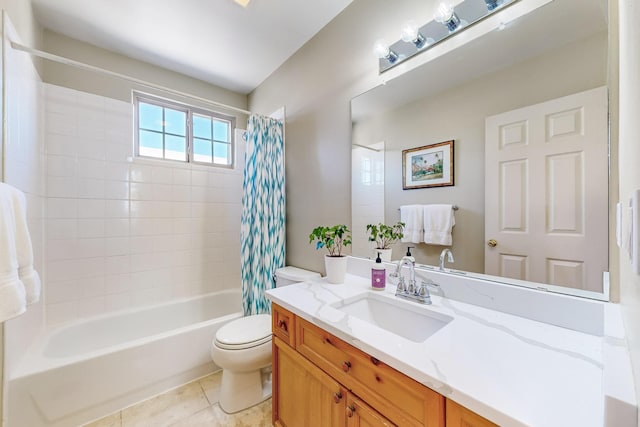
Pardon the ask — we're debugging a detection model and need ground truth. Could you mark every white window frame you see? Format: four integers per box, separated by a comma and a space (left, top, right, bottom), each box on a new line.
133, 92, 236, 168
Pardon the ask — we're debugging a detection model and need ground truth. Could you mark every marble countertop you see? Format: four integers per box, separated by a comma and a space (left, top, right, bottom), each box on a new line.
266, 274, 604, 427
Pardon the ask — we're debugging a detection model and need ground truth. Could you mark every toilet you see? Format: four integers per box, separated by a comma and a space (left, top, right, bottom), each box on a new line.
211, 266, 320, 413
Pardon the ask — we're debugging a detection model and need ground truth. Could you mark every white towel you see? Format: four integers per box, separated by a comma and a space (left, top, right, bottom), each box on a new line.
11, 187, 41, 304
400, 205, 424, 243
0, 183, 27, 322
423, 204, 455, 246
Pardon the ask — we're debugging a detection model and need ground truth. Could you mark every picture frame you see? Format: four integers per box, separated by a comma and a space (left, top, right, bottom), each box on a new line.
402, 140, 454, 190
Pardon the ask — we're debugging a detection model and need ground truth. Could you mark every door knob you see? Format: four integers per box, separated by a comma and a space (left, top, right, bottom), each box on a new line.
487, 239, 497, 247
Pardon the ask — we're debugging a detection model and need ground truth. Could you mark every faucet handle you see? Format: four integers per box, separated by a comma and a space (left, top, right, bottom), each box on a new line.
396, 276, 406, 292
407, 279, 417, 294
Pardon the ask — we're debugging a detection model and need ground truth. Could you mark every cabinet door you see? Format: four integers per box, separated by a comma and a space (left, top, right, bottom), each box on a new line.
273, 336, 346, 427
446, 400, 498, 427
346, 393, 396, 427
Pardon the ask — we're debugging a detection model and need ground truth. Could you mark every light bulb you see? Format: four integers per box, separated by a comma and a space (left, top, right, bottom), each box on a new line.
434, 2, 461, 32
372, 40, 390, 59
401, 21, 420, 43
434, 2, 455, 24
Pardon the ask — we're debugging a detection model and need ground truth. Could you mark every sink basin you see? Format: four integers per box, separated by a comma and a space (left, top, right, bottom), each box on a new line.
335, 294, 452, 343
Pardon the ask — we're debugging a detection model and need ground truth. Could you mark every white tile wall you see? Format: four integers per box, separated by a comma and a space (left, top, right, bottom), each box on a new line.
44, 84, 244, 325
351, 146, 385, 259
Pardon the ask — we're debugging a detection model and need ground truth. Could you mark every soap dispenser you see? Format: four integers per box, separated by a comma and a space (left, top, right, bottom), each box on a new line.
371, 252, 386, 290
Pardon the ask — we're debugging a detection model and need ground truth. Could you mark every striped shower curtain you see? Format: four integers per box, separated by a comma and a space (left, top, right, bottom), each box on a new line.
240, 114, 285, 316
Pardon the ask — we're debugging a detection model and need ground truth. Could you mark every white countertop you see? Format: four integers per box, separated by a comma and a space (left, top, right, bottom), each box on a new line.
266, 274, 604, 427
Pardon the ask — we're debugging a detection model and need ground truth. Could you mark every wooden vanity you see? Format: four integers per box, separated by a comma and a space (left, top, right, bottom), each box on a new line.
272, 303, 496, 427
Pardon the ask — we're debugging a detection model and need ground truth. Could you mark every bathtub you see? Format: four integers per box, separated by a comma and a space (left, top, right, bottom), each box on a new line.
7, 289, 243, 427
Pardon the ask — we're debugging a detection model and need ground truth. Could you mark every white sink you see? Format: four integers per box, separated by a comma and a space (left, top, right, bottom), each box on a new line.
334, 294, 452, 343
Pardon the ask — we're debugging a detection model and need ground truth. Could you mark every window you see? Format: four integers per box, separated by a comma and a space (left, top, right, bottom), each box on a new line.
134, 93, 235, 167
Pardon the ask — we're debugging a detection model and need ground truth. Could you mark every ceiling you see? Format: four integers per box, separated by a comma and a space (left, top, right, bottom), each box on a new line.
32, 0, 353, 94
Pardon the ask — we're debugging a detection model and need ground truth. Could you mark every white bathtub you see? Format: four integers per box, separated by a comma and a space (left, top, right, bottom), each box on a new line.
7, 289, 243, 427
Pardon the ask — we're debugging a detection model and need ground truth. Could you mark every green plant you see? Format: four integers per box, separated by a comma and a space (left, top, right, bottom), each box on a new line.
366, 221, 405, 249
309, 224, 352, 257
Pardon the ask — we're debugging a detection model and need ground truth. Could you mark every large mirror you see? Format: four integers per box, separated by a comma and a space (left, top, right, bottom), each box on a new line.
351, 0, 610, 299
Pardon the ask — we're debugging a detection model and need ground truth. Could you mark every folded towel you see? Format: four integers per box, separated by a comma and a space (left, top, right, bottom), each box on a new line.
0, 183, 27, 322
11, 188, 41, 304
400, 205, 424, 244
423, 204, 455, 246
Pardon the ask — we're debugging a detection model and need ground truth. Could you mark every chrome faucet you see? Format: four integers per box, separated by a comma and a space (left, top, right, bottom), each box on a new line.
389, 255, 437, 305
439, 249, 454, 271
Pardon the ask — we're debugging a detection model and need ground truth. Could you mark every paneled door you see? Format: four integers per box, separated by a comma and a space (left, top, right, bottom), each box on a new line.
485, 86, 608, 292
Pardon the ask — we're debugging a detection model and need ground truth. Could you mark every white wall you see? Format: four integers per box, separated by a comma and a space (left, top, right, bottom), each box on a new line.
43, 84, 244, 324
618, 0, 640, 417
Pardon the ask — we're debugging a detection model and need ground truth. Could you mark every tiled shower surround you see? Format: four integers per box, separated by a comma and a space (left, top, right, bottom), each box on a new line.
44, 84, 244, 325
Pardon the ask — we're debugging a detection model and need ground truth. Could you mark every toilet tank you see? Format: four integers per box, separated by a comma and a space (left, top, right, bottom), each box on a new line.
274, 266, 320, 287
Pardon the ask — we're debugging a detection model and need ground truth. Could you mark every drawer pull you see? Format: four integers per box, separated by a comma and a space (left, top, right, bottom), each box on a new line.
347, 404, 356, 418
324, 337, 332, 345
342, 361, 351, 372
370, 356, 379, 365
333, 392, 342, 403
277, 319, 287, 332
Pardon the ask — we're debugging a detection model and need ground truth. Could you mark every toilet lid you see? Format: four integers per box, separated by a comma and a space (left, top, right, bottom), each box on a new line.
215, 314, 272, 350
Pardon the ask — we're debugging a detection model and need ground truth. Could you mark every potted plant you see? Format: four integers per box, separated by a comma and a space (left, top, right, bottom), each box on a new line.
309, 224, 352, 284
366, 221, 405, 262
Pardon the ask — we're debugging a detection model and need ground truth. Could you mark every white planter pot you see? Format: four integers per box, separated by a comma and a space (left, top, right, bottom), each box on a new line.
325, 255, 348, 284
373, 248, 392, 262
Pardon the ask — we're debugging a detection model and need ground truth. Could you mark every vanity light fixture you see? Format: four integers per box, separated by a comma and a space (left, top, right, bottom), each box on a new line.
401, 21, 427, 49
375, 0, 518, 73
434, 3, 462, 32
373, 40, 399, 64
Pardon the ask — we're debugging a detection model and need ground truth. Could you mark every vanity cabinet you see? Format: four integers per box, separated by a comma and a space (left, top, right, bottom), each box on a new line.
272, 303, 498, 427
273, 336, 345, 426
446, 400, 497, 427
346, 394, 396, 427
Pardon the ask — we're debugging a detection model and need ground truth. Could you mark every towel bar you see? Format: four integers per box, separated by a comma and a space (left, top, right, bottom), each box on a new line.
398, 205, 458, 211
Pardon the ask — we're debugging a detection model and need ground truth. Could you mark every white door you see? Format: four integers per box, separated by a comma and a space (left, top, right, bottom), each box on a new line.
485, 86, 608, 292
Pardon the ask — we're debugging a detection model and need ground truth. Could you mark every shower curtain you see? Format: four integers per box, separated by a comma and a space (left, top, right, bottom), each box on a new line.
240, 114, 285, 316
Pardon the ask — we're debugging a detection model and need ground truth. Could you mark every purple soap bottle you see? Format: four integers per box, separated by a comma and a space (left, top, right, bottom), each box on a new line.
371, 252, 386, 290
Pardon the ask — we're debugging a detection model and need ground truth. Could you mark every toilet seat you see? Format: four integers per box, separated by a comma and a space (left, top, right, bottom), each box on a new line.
214, 314, 272, 350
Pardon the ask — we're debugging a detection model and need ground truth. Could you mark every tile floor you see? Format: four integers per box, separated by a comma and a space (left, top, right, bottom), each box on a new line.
84, 372, 272, 427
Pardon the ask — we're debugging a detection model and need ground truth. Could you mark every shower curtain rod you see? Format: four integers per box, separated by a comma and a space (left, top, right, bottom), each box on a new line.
9, 41, 253, 117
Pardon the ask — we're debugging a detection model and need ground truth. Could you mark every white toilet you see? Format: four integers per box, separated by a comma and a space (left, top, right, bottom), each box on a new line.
211, 266, 320, 414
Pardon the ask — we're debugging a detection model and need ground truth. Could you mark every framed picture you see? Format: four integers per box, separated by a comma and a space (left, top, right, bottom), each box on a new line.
402, 140, 454, 190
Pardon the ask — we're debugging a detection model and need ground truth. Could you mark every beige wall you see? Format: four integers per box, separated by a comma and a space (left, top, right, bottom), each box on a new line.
251, 0, 639, 417
353, 33, 606, 273
250, 0, 438, 273
42, 30, 248, 117
618, 0, 640, 415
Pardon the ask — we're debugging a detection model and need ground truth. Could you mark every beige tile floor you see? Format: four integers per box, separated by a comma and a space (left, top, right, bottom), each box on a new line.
84, 372, 272, 427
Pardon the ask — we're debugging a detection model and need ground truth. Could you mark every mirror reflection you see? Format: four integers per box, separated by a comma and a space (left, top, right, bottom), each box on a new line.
351, 0, 609, 297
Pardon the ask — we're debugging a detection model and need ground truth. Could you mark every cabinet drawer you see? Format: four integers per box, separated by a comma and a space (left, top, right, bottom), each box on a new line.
296, 317, 444, 427
272, 303, 295, 347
